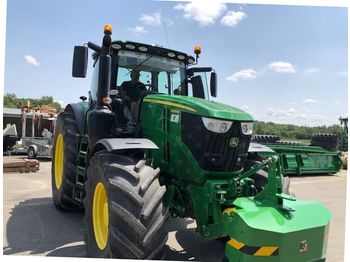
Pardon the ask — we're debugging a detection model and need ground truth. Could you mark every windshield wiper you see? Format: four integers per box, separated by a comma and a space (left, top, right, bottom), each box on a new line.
125, 54, 155, 76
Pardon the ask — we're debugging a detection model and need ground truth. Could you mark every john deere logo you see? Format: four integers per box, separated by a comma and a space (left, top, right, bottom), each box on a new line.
229, 137, 239, 147
299, 240, 308, 253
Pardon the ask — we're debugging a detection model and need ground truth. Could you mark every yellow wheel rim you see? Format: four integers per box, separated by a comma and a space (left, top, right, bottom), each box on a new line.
93, 182, 109, 250
54, 133, 64, 189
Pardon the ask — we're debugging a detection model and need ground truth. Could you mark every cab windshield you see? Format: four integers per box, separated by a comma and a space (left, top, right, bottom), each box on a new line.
116, 50, 186, 95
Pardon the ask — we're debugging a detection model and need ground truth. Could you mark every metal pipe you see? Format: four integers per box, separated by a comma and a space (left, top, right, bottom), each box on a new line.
21, 109, 26, 139
32, 110, 35, 138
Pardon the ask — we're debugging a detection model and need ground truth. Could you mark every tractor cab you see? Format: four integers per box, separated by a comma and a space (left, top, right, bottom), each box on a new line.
85, 40, 217, 133
109, 40, 216, 99
87, 40, 216, 101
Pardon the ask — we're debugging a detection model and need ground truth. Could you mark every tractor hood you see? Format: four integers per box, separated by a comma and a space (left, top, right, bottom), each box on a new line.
144, 94, 254, 122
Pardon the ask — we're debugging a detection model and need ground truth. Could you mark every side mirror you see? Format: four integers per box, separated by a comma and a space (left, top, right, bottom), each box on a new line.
72, 46, 88, 78
210, 72, 217, 97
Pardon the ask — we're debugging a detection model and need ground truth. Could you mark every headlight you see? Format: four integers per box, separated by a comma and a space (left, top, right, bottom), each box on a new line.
241, 122, 254, 135
202, 117, 233, 133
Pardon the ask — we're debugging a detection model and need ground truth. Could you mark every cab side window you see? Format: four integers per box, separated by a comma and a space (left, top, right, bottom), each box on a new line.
158, 71, 169, 94
90, 60, 100, 101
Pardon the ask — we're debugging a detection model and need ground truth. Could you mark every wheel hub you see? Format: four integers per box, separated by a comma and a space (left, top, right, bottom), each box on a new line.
93, 182, 109, 250
54, 133, 64, 189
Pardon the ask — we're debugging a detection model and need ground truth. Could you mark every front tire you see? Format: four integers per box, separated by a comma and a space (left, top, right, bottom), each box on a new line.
251, 170, 291, 195
245, 159, 291, 195
84, 151, 169, 259
51, 112, 82, 211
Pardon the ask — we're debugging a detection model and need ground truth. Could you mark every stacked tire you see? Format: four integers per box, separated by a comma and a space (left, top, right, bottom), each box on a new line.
276, 141, 304, 146
252, 135, 280, 144
311, 133, 339, 152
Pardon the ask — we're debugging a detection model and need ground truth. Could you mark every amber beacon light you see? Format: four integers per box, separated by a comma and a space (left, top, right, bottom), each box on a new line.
104, 24, 112, 34
194, 44, 202, 55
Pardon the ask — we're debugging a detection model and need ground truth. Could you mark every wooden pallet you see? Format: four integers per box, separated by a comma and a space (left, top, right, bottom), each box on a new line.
3, 158, 40, 173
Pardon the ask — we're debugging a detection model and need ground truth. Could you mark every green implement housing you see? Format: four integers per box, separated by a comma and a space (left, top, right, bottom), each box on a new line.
252, 135, 343, 176
51, 25, 331, 262
261, 143, 342, 176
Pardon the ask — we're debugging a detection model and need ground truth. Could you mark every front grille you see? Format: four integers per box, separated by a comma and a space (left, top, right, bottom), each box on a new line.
181, 112, 251, 172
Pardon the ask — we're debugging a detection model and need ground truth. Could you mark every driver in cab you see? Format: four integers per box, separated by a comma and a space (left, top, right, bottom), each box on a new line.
120, 70, 146, 129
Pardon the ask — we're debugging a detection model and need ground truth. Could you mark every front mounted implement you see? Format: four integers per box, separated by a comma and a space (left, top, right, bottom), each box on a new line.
222, 156, 331, 262
252, 135, 342, 176
265, 144, 342, 176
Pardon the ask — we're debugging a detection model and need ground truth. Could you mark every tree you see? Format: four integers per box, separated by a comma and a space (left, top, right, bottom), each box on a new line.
253, 120, 343, 141
3, 93, 63, 112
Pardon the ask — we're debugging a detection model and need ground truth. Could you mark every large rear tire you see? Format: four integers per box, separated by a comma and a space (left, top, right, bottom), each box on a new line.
51, 112, 82, 211
84, 151, 169, 259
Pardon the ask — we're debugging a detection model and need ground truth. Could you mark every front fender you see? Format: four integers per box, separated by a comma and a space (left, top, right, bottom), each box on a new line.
90, 138, 159, 158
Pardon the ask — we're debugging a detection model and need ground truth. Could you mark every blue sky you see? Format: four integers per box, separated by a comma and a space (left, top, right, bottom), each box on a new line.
3, 0, 348, 126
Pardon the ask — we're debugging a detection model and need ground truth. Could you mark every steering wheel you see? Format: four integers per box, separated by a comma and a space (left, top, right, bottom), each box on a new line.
144, 84, 157, 92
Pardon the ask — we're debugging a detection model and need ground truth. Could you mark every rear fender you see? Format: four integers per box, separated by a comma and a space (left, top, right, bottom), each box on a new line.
64, 103, 89, 134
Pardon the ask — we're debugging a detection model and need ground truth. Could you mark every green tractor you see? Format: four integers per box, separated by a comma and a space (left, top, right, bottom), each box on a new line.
51, 25, 331, 261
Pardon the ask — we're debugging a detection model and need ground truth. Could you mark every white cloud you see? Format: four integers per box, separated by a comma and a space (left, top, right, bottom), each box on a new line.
174, 0, 227, 26
303, 98, 319, 103
139, 12, 162, 26
255, 105, 338, 126
300, 107, 311, 113
226, 61, 298, 82
304, 67, 320, 73
266, 108, 274, 116
266, 61, 296, 73
336, 71, 348, 76
334, 101, 341, 104
25, 55, 40, 66
220, 11, 246, 27
287, 108, 296, 114
309, 113, 326, 120
241, 105, 250, 110
58, 100, 65, 106
262, 108, 319, 125
128, 26, 148, 34
226, 69, 258, 82
265, 107, 298, 118
163, 18, 174, 26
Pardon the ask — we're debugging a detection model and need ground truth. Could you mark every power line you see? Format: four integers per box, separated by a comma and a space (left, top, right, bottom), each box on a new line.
162, 20, 170, 48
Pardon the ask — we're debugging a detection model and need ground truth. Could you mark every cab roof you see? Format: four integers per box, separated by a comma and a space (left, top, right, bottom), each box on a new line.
111, 40, 195, 65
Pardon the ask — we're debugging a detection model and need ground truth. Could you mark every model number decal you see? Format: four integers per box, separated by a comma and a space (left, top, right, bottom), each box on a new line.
170, 114, 179, 123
